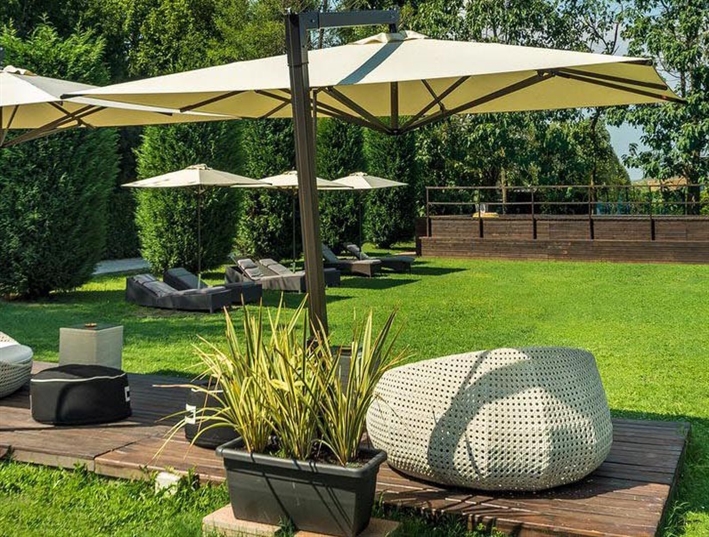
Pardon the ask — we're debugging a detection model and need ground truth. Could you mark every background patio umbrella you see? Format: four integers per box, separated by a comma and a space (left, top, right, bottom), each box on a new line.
69, 24, 682, 330
123, 164, 265, 285
333, 172, 407, 249
0, 65, 222, 148
259, 170, 350, 266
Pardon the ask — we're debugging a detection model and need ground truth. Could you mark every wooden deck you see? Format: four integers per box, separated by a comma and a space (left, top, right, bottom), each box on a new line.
1, 363, 690, 537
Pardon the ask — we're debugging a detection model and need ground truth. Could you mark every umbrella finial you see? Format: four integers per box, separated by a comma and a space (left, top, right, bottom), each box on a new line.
188, 163, 210, 170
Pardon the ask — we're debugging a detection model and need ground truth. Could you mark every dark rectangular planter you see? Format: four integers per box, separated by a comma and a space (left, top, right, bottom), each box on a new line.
216, 438, 387, 537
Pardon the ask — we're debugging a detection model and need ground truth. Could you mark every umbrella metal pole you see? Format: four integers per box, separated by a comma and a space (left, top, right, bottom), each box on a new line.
285, 10, 399, 334
286, 13, 328, 334
197, 188, 202, 288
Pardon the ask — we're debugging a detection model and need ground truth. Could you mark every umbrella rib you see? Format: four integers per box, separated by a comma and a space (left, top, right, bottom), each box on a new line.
322, 87, 392, 132
553, 70, 686, 103
557, 67, 670, 91
402, 72, 554, 132
259, 100, 290, 119
390, 82, 399, 131
0, 105, 20, 146
49, 102, 95, 129
314, 101, 393, 134
180, 91, 243, 113
421, 79, 446, 113
401, 76, 470, 131
2, 103, 107, 147
255, 89, 291, 104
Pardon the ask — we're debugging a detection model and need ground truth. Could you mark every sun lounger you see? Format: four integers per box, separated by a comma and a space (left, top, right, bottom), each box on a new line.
125, 274, 231, 313
0, 332, 33, 398
322, 244, 381, 277
163, 267, 262, 305
226, 258, 340, 292
259, 258, 341, 288
345, 244, 414, 273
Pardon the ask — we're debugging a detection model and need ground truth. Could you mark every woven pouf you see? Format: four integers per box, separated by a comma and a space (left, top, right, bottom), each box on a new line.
366, 347, 612, 491
31, 365, 131, 425
0, 334, 33, 398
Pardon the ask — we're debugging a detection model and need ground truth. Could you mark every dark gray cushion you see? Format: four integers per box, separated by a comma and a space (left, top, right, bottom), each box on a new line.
143, 280, 176, 297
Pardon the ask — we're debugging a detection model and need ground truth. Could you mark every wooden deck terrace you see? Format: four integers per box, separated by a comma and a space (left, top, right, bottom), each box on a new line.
0, 362, 690, 537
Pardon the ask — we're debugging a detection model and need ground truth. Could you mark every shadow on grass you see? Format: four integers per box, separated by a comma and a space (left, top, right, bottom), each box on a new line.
411, 266, 467, 277
258, 291, 351, 309
338, 278, 416, 290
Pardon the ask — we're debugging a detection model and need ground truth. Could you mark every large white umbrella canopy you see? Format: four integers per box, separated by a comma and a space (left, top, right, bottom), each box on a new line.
71, 31, 681, 134
0, 65, 224, 148
124, 164, 265, 284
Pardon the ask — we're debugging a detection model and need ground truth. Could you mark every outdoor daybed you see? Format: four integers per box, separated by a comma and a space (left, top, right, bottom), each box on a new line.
125, 274, 232, 313
346, 244, 414, 273
226, 258, 340, 293
322, 244, 381, 277
0, 332, 33, 398
164, 267, 262, 305
367, 347, 612, 491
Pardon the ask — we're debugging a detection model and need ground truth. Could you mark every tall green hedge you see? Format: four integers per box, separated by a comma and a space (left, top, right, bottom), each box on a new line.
363, 129, 420, 248
236, 120, 296, 260
0, 26, 118, 298
134, 122, 243, 274
317, 119, 364, 252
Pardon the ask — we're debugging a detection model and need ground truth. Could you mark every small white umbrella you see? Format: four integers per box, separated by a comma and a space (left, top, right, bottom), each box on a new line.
259, 171, 351, 265
124, 164, 265, 284
333, 172, 408, 248
0, 65, 223, 148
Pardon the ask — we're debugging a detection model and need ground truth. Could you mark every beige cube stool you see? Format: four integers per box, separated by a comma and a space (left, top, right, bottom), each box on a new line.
59, 324, 123, 369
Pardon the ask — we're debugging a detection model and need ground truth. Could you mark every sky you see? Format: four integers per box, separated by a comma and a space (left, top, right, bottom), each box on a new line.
607, 124, 646, 181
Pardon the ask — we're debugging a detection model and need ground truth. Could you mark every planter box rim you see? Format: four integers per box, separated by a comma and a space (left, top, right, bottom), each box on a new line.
217, 438, 386, 479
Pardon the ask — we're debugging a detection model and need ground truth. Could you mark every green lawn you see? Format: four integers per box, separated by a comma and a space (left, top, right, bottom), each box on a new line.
1, 256, 708, 536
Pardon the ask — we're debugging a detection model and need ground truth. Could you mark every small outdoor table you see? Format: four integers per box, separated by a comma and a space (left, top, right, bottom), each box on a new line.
59, 323, 123, 370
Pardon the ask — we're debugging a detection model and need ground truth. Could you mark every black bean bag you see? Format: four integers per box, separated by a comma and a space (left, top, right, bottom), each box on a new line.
30, 365, 131, 425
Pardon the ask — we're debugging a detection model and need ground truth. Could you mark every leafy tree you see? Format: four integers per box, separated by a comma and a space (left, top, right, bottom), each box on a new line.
363, 129, 419, 247
317, 119, 364, 251
613, 0, 709, 211
0, 26, 118, 298
236, 120, 297, 259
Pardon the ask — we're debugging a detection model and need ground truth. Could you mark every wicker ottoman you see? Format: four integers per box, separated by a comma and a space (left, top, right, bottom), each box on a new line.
31, 365, 132, 425
0, 332, 33, 398
366, 347, 612, 491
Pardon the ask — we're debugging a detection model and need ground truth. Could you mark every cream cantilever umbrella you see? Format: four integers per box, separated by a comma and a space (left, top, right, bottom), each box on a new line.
333, 172, 407, 249
67, 27, 682, 329
259, 170, 351, 265
124, 164, 265, 285
70, 30, 682, 131
0, 65, 223, 148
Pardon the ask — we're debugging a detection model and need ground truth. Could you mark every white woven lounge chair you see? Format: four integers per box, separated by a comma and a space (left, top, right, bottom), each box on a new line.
0, 332, 33, 398
366, 347, 613, 491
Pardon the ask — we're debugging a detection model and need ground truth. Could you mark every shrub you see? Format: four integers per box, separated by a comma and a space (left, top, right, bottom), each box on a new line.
363, 129, 420, 248
317, 119, 364, 252
134, 122, 243, 274
236, 120, 296, 260
0, 26, 118, 298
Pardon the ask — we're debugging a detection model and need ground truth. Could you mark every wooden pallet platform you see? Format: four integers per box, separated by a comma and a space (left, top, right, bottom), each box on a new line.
0, 363, 690, 537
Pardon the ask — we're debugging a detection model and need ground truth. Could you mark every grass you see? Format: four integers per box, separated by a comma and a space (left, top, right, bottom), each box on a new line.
1, 255, 708, 535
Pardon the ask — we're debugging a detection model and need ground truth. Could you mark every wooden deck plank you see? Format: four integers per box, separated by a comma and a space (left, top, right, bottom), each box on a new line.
0, 362, 689, 537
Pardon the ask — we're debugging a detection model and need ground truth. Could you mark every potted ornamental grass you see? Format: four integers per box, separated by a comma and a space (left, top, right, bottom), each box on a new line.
187, 297, 409, 537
